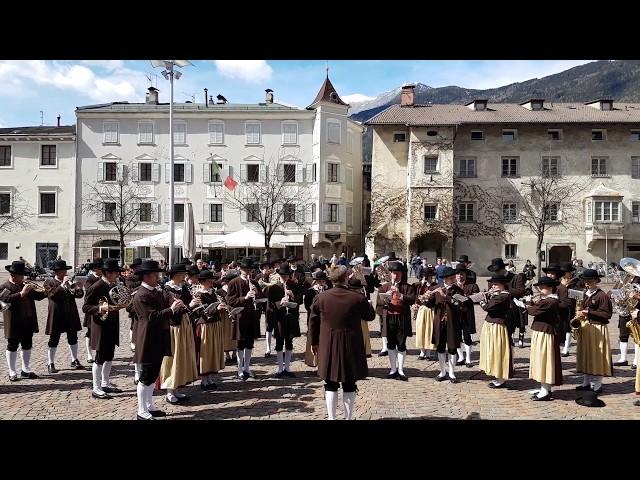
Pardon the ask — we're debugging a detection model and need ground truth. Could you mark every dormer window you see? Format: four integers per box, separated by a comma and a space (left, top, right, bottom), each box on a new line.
466, 99, 487, 111
531, 101, 543, 111
586, 99, 614, 111
520, 99, 544, 111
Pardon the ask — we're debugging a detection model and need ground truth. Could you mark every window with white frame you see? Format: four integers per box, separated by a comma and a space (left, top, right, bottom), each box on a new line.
542, 156, 560, 177
327, 203, 338, 223
283, 203, 296, 223
632, 157, 640, 179
138, 122, 154, 144
246, 164, 260, 183
246, 204, 259, 222
424, 204, 437, 221
139, 203, 152, 222
458, 203, 475, 222
282, 122, 298, 145
503, 203, 518, 222
174, 203, 185, 223
592, 129, 606, 141
0, 146, 10, 167
593, 200, 621, 222
138, 162, 152, 182
424, 156, 439, 174
209, 122, 224, 144
0, 190, 10, 216
505, 244, 518, 259
547, 129, 562, 141
327, 163, 339, 183
103, 121, 119, 144
210, 162, 223, 183
502, 129, 516, 142
245, 122, 261, 144
311, 203, 317, 223
502, 157, 519, 177
173, 163, 185, 183
104, 162, 117, 182
173, 122, 187, 145
345, 167, 353, 191
592, 157, 608, 176
457, 158, 476, 177
327, 119, 341, 144
632, 202, 640, 223
210, 203, 223, 223
39, 191, 56, 215
470, 130, 484, 141
0, 243, 7, 260
631, 130, 640, 142
41, 145, 56, 167
543, 203, 559, 222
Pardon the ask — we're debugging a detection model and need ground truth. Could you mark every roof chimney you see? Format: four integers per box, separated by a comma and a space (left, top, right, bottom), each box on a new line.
401, 83, 415, 107
146, 87, 159, 105
56, 115, 61, 127
265, 88, 274, 104
204, 88, 208, 107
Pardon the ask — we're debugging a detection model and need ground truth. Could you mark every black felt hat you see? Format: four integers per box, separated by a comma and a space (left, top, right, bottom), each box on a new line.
542, 263, 563, 274
277, 264, 293, 276
312, 271, 327, 280
5, 261, 27, 274
440, 266, 457, 278
102, 258, 123, 272
487, 258, 506, 272
579, 269, 601, 282
387, 261, 404, 272
238, 257, 256, 270
533, 276, 560, 287
51, 260, 73, 271
167, 263, 188, 275
136, 260, 165, 275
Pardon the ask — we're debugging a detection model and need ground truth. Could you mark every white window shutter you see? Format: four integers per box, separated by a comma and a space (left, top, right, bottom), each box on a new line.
240, 164, 247, 182
98, 202, 104, 222
296, 164, 303, 183
339, 204, 345, 223
97, 162, 104, 182
132, 163, 139, 182
586, 200, 592, 222
259, 164, 266, 182
164, 164, 170, 183
276, 164, 283, 182
152, 204, 160, 223
305, 204, 313, 223
117, 163, 125, 182
346, 205, 353, 228
276, 203, 283, 222
203, 163, 210, 183
131, 202, 139, 220
322, 203, 329, 222
185, 163, 193, 183
151, 163, 160, 182
337, 165, 341, 184
305, 164, 313, 182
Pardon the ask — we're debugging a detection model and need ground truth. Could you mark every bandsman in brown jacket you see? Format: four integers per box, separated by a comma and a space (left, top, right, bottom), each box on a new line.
1, 261, 47, 381
44, 259, 85, 374
83, 258, 103, 364
455, 263, 479, 367
309, 265, 375, 420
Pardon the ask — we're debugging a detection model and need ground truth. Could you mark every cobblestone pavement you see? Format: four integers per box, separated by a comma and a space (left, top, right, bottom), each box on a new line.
0, 281, 639, 420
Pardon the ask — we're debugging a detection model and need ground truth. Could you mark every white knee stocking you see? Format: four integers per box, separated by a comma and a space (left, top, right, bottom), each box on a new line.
85, 337, 93, 361
388, 349, 398, 374
101, 361, 112, 387
448, 353, 457, 379
343, 391, 356, 420
562, 332, 571, 354
69, 343, 78, 362
137, 381, 151, 418
457, 347, 464, 362
92, 362, 103, 394
284, 350, 292, 371
20, 349, 31, 373
243, 348, 252, 372
47, 347, 56, 365
464, 343, 472, 363
325, 391, 338, 420
437, 353, 447, 377
134, 363, 140, 382
397, 350, 406, 376
381, 336, 388, 353
618, 342, 628, 363
276, 351, 284, 373
6, 350, 17, 376
236, 349, 244, 376
265, 331, 272, 354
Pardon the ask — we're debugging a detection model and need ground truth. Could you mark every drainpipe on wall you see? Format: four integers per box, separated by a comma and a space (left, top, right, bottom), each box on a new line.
406, 126, 412, 262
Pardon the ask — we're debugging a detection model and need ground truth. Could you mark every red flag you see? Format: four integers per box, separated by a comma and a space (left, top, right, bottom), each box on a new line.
224, 175, 238, 191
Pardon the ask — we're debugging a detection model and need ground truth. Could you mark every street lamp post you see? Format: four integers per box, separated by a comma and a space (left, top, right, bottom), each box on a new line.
150, 60, 192, 266
198, 222, 205, 261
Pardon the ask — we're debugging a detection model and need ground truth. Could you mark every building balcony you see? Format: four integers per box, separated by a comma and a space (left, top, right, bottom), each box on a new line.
585, 222, 624, 249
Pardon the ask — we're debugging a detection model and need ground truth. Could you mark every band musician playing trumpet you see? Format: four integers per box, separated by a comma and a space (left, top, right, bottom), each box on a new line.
82, 258, 127, 399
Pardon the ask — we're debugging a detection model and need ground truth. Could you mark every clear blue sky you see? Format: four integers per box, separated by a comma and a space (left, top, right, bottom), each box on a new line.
0, 60, 592, 127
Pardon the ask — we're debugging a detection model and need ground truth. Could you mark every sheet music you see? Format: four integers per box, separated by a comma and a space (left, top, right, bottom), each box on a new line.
452, 294, 469, 303
512, 298, 526, 309
568, 289, 585, 300
469, 292, 486, 303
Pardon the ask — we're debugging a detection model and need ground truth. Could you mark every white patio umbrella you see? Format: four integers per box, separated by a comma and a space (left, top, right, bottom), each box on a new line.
182, 203, 196, 260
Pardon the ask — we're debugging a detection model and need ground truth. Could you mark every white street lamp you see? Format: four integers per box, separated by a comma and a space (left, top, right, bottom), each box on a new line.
150, 60, 193, 266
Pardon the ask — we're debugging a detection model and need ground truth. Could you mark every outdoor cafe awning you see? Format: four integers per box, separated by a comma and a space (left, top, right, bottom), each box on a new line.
129, 229, 305, 249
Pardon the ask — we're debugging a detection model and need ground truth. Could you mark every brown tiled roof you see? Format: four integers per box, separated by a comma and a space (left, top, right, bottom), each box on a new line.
365, 103, 640, 126
307, 76, 348, 108
0, 125, 76, 135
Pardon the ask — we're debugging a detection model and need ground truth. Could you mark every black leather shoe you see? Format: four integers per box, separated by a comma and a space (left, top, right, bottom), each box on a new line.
165, 396, 180, 404
137, 414, 155, 420
282, 370, 295, 378
435, 375, 447, 382
456, 360, 465, 366
87, 358, 94, 364
465, 362, 473, 368
613, 361, 628, 366
92, 391, 112, 400
20, 371, 38, 379
378, 350, 388, 357
632, 364, 637, 370
366, 354, 372, 358
449, 377, 458, 384
149, 409, 167, 417
243, 371, 255, 379
264, 352, 272, 358
575, 385, 591, 391
397, 374, 408, 381
70, 359, 85, 370
134, 379, 139, 385
532, 394, 553, 401
102, 385, 123, 394
417, 355, 426, 361
387, 371, 400, 379
634, 400, 640, 407
593, 387, 603, 394
8, 374, 18, 382
489, 382, 507, 389
48, 364, 58, 374
175, 394, 190, 402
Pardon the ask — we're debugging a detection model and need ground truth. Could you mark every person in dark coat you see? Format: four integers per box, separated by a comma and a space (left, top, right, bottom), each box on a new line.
376, 261, 415, 381
132, 260, 180, 420
454, 263, 479, 367
309, 265, 376, 420
83, 258, 103, 364
225, 257, 264, 380
82, 259, 126, 399
372, 251, 401, 357
424, 266, 467, 383
487, 257, 528, 347
267, 264, 302, 377
44, 259, 85, 374
125, 258, 142, 356
541, 264, 572, 354
1, 261, 47, 381
457, 255, 477, 285
561, 261, 585, 357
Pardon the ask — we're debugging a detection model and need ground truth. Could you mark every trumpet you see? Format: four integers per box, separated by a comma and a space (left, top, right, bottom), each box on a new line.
24, 281, 51, 294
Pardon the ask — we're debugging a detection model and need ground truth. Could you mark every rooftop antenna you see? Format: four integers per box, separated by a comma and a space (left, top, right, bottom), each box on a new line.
182, 92, 196, 103
145, 72, 158, 88
325, 60, 329, 78
40, 110, 44, 126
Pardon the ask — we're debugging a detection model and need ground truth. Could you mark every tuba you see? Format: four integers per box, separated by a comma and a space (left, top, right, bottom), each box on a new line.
610, 258, 640, 316
374, 255, 391, 284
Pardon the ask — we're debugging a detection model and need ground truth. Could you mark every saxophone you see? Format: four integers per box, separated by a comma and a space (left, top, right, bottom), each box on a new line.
569, 297, 586, 340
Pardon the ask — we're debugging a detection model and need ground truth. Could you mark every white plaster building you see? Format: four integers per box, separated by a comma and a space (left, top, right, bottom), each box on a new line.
367, 85, 640, 270
0, 124, 76, 269
74, 76, 364, 264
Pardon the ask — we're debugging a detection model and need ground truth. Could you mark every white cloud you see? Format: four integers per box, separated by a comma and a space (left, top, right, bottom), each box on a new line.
214, 60, 273, 83
0, 60, 147, 102
341, 93, 376, 104
80, 60, 125, 70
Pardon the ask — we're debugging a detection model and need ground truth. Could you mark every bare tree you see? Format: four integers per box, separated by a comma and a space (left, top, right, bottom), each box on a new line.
224, 150, 314, 261
0, 188, 34, 231
82, 163, 149, 265
504, 156, 591, 278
